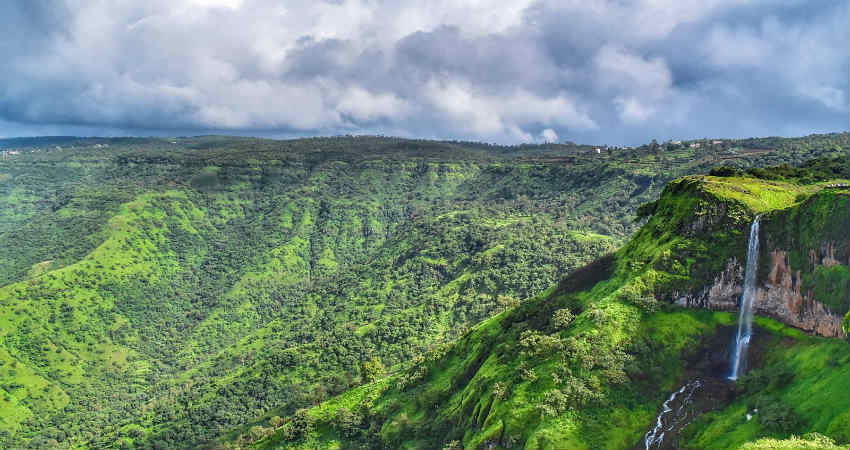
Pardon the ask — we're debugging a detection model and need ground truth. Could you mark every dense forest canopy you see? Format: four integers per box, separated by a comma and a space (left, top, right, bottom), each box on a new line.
223, 154, 849, 450
0, 133, 846, 449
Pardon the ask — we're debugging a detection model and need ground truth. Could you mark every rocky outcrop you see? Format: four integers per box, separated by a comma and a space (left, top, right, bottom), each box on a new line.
674, 258, 742, 311
676, 249, 845, 338
759, 249, 844, 337
683, 201, 731, 236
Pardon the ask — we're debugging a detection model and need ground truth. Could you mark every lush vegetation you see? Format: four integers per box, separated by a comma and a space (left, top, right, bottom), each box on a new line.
739, 433, 845, 450
683, 326, 849, 448
229, 157, 849, 450
760, 186, 850, 315
0, 133, 846, 449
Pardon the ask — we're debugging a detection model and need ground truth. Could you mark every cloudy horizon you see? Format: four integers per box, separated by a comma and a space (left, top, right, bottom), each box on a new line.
1, 0, 847, 146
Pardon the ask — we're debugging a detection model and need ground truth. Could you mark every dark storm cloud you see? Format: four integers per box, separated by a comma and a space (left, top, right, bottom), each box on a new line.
0, 0, 846, 144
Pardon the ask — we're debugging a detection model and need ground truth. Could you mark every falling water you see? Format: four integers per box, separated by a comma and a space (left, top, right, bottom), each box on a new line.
728, 215, 761, 381
643, 379, 703, 450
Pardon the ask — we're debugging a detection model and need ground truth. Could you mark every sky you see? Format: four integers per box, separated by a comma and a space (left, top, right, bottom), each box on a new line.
0, 0, 847, 145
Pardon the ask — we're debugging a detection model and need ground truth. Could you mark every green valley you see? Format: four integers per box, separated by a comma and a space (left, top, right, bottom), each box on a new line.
220, 151, 849, 450
0, 134, 846, 449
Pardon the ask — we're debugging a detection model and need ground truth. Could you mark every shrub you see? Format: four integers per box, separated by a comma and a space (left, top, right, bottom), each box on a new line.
247, 426, 273, 443
739, 369, 771, 395
442, 439, 463, 450
709, 166, 740, 177
587, 306, 608, 326
755, 397, 801, 434
537, 389, 569, 417
552, 308, 574, 329
334, 407, 363, 438
739, 433, 838, 449
492, 382, 507, 400
520, 367, 537, 381
360, 357, 386, 383
281, 408, 315, 441
561, 376, 601, 406
269, 415, 284, 427
519, 330, 562, 356
635, 199, 660, 221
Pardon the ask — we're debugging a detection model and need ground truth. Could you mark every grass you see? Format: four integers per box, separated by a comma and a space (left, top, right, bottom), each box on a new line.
2, 137, 848, 449
244, 172, 850, 450
739, 434, 845, 449
700, 176, 820, 213
0, 191, 202, 434
682, 335, 849, 448
250, 299, 845, 449
754, 187, 850, 320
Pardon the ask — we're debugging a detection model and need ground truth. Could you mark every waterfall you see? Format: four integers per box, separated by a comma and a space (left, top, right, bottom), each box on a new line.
728, 215, 761, 381
643, 379, 703, 450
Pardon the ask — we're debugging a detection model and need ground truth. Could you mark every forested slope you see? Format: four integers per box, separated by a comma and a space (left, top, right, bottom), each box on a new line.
0, 133, 846, 449
230, 161, 849, 450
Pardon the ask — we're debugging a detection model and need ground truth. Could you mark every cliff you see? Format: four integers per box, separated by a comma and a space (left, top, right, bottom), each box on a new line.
674, 188, 849, 337
225, 169, 850, 450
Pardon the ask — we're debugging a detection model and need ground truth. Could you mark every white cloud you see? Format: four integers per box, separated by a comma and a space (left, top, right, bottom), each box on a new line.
595, 46, 673, 97
0, 0, 845, 144
188, 0, 243, 9
796, 84, 845, 112
614, 97, 655, 124
424, 80, 596, 142
337, 86, 412, 123
593, 46, 677, 124
540, 128, 559, 142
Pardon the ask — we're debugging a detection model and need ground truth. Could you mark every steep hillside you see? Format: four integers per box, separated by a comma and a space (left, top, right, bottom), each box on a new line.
237, 170, 849, 450
0, 134, 846, 449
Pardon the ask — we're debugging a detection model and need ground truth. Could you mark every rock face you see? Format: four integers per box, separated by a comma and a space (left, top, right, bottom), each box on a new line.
759, 249, 844, 337
674, 258, 742, 312
633, 377, 735, 450
676, 246, 845, 338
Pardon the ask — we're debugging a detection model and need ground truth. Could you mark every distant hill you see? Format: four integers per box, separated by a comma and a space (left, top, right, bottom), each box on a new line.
0, 133, 846, 449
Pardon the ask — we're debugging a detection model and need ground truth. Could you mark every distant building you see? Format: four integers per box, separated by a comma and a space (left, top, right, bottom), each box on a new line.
671, 140, 682, 145
712, 140, 723, 145
595, 148, 601, 154
690, 143, 701, 148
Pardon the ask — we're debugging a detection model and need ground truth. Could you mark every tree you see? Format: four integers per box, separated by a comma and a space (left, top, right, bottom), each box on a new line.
360, 357, 386, 383
537, 389, 569, 417
281, 408, 315, 441
497, 295, 519, 312
334, 407, 363, 438
739, 433, 837, 450
249, 426, 271, 442
492, 382, 507, 400
442, 440, 463, 450
757, 399, 800, 434
552, 308, 574, 329
269, 416, 285, 427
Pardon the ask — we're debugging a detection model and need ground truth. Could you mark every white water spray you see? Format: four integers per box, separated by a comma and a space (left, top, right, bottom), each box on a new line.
728, 215, 761, 381
644, 379, 703, 450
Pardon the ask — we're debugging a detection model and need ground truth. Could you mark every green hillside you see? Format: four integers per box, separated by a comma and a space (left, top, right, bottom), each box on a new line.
0, 134, 846, 449
231, 165, 849, 450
